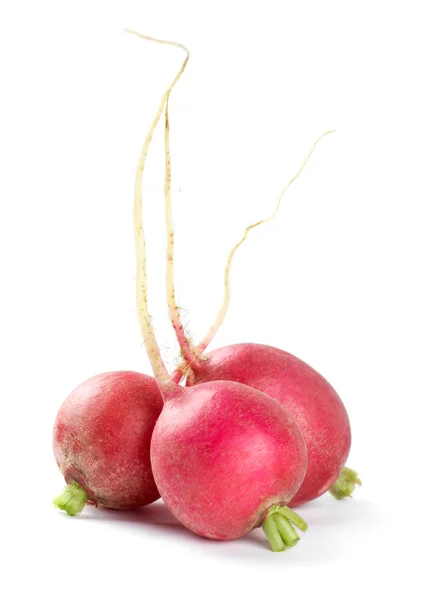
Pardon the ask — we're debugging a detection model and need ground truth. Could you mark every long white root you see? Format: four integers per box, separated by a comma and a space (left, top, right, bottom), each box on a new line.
164, 95, 206, 370
197, 130, 335, 353
128, 29, 189, 392
170, 130, 335, 382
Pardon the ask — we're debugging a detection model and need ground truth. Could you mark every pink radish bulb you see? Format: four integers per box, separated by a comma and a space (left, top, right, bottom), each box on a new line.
186, 343, 354, 506
151, 380, 308, 546
53, 371, 163, 515
127, 32, 309, 551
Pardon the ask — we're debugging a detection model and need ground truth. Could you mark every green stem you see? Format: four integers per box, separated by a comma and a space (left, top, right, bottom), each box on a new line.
278, 505, 309, 531
261, 504, 308, 552
262, 513, 285, 552
329, 466, 362, 500
53, 481, 88, 516
273, 514, 300, 546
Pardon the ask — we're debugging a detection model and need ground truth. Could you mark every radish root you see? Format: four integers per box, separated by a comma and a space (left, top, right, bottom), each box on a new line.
127, 29, 189, 393
164, 95, 207, 372
170, 130, 335, 380
198, 130, 335, 354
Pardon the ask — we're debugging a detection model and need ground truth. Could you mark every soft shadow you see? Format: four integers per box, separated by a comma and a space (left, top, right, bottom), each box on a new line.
79, 500, 263, 559
57, 495, 381, 564
80, 500, 196, 541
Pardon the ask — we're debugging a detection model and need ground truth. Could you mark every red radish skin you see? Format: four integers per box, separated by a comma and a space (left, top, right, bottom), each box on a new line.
151, 380, 308, 541
53, 371, 163, 513
187, 343, 351, 507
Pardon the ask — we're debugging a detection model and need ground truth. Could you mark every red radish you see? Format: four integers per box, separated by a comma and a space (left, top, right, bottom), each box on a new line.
161, 84, 359, 504
130, 32, 309, 551
151, 380, 308, 543
52, 30, 191, 518
53, 371, 163, 515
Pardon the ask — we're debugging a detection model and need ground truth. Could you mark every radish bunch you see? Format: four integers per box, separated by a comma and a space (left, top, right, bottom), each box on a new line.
52, 31, 360, 553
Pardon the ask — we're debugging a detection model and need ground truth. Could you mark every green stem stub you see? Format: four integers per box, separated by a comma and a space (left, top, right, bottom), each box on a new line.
329, 466, 362, 500
53, 481, 88, 516
262, 504, 308, 552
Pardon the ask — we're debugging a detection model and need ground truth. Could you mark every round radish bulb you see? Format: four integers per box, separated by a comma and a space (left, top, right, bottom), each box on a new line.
127, 33, 309, 551
53, 371, 163, 515
151, 380, 308, 549
187, 344, 354, 506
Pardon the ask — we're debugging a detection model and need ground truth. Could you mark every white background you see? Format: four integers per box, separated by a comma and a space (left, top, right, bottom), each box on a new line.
1, 1, 427, 598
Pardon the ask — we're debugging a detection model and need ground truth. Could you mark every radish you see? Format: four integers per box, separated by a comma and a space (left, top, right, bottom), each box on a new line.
130, 31, 309, 551
161, 77, 360, 505
151, 380, 308, 545
52, 31, 190, 518
53, 371, 163, 515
